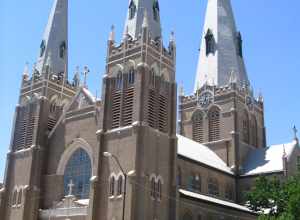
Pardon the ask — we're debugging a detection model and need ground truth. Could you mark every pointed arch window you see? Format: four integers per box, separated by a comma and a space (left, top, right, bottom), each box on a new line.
17, 189, 22, 205
150, 68, 156, 87
153, 0, 160, 21
156, 179, 162, 200
188, 173, 201, 193
237, 32, 243, 57
59, 41, 66, 59
208, 107, 220, 142
205, 29, 215, 56
12, 189, 17, 207
40, 40, 46, 57
109, 176, 116, 197
117, 175, 123, 196
192, 111, 204, 143
128, 67, 135, 85
225, 184, 234, 201
242, 111, 250, 144
208, 177, 219, 197
64, 148, 92, 199
129, 0, 137, 20
150, 177, 156, 199
116, 71, 123, 90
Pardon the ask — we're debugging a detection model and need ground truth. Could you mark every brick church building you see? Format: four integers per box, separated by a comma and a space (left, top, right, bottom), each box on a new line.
0, 0, 299, 219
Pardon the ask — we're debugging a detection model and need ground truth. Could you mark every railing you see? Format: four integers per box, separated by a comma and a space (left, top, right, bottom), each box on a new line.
39, 207, 88, 219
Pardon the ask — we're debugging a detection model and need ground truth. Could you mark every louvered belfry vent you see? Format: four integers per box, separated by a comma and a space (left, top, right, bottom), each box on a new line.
209, 107, 220, 142
48, 117, 57, 131
110, 74, 135, 129
192, 112, 204, 143
111, 90, 122, 129
13, 104, 38, 151
147, 83, 169, 133
122, 87, 134, 126
158, 94, 168, 132
148, 89, 157, 129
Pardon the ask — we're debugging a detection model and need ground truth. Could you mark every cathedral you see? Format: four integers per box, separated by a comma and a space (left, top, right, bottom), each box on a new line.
0, 0, 299, 219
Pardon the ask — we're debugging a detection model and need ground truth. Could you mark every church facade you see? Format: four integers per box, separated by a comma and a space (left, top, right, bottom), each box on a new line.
0, 0, 299, 220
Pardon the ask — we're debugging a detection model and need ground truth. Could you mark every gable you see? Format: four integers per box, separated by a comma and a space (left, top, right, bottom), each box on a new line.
67, 87, 96, 112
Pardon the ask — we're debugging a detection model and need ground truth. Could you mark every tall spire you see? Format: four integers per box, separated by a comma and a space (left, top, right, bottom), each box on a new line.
35, 0, 68, 77
194, 0, 249, 92
124, 0, 162, 40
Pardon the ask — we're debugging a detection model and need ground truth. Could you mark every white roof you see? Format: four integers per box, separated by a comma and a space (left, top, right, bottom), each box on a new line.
177, 135, 233, 174
82, 88, 96, 103
75, 199, 89, 206
179, 189, 254, 213
242, 140, 298, 176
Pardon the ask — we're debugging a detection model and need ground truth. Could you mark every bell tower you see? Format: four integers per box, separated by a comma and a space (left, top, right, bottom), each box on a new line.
89, 1, 178, 219
0, 1, 78, 219
179, 0, 266, 173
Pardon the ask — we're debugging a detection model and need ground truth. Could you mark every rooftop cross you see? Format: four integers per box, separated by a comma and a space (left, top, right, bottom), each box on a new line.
67, 179, 75, 196
82, 66, 90, 88
293, 125, 298, 139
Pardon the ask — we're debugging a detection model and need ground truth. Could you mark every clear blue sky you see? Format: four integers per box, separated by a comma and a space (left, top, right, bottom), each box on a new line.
0, 0, 299, 181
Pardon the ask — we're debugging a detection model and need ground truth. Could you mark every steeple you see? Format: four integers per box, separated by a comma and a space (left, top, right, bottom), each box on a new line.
124, 0, 162, 40
194, 0, 249, 91
35, 0, 68, 77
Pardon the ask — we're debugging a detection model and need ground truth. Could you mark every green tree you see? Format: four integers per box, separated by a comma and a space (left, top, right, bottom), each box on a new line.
246, 175, 300, 220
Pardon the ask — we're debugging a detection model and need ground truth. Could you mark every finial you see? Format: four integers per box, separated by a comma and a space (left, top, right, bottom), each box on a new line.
293, 125, 298, 140
73, 66, 80, 88
109, 25, 115, 42
283, 144, 287, 158
23, 62, 30, 78
45, 51, 53, 74
229, 70, 237, 84
169, 31, 175, 43
123, 25, 129, 41
82, 66, 90, 88
196, 82, 200, 92
258, 89, 264, 102
179, 82, 184, 97
142, 9, 149, 28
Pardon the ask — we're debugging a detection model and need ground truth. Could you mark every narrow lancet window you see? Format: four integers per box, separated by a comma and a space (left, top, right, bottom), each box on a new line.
129, 0, 136, 20
153, 0, 160, 21
59, 41, 66, 59
40, 40, 46, 57
205, 29, 215, 56
237, 32, 243, 57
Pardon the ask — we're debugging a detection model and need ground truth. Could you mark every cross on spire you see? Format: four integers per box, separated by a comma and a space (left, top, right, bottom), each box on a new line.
293, 125, 298, 140
82, 66, 90, 88
67, 179, 75, 196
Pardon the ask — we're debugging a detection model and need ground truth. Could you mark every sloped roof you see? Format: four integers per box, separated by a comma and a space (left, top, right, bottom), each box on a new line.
177, 135, 233, 174
242, 140, 298, 176
179, 189, 254, 214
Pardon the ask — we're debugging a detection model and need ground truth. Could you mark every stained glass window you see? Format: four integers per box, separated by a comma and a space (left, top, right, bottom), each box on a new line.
208, 177, 219, 197
64, 148, 92, 199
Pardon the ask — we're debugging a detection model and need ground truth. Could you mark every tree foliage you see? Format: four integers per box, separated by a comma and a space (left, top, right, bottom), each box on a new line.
246, 175, 300, 220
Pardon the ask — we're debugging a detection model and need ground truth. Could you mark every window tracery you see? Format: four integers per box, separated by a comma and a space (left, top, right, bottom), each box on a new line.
63, 148, 92, 199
